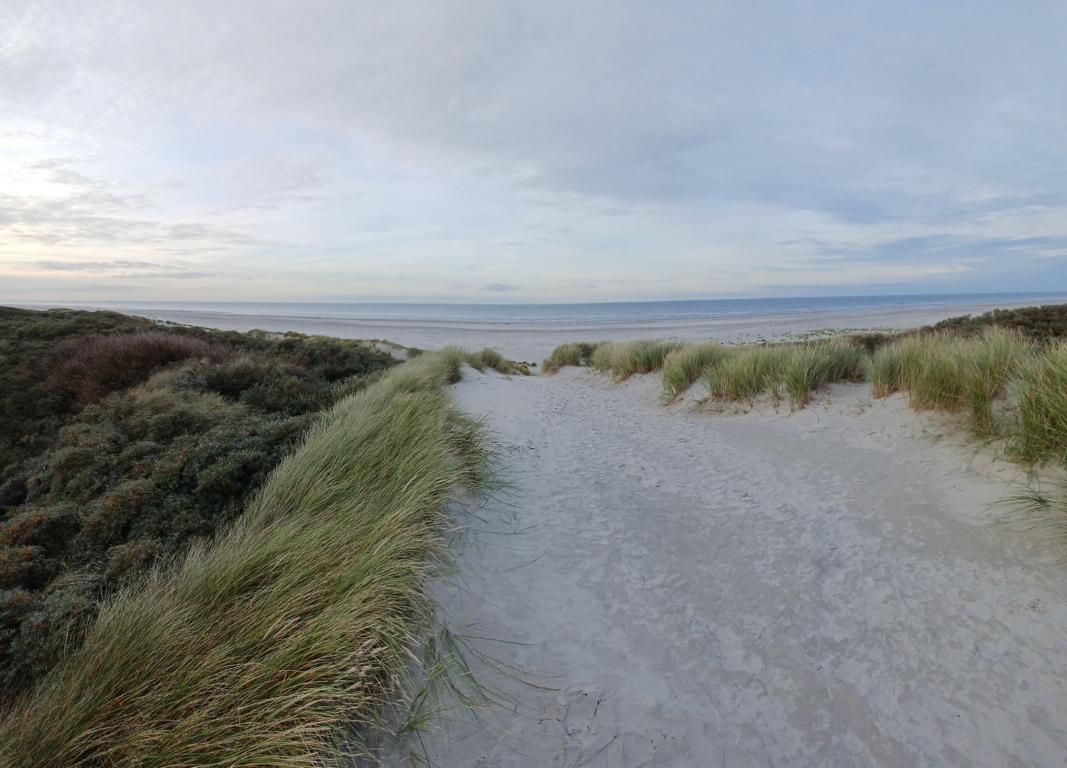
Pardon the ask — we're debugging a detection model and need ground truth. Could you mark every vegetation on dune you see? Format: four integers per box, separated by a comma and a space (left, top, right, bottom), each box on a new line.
704, 345, 784, 402
661, 342, 729, 400
783, 341, 866, 408
931, 303, 1067, 340
1013, 343, 1067, 464
454, 346, 531, 375
0, 351, 491, 767
867, 329, 1030, 437
589, 340, 683, 380
542, 342, 601, 373
0, 306, 397, 699
44, 331, 230, 407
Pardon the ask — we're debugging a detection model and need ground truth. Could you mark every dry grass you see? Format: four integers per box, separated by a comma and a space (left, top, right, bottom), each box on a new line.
0, 352, 491, 767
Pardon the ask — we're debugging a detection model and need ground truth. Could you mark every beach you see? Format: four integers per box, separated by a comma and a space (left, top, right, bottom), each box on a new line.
32, 295, 1067, 363
385, 367, 1067, 767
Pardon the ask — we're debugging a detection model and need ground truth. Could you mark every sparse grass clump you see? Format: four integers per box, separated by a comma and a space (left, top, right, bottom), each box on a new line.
590, 340, 682, 380
542, 342, 600, 373
661, 343, 729, 400
0, 352, 491, 767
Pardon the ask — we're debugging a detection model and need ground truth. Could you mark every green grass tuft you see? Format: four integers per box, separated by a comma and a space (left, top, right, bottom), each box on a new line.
661, 342, 729, 400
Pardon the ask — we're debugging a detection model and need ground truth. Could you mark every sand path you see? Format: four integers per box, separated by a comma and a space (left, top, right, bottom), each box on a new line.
401, 368, 1067, 766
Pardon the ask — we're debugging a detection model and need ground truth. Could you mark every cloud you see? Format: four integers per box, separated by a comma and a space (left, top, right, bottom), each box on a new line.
25, 259, 218, 279
2, 1, 1067, 301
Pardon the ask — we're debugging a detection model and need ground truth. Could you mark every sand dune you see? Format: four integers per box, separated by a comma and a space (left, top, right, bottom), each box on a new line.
393, 367, 1067, 766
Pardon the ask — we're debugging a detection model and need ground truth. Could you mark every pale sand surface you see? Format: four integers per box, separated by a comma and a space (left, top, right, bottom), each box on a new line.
388, 368, 1067, 767
80, 297, 1062, 363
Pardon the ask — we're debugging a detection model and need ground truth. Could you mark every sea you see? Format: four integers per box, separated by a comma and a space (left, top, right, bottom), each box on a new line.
75, 292, 1067, 326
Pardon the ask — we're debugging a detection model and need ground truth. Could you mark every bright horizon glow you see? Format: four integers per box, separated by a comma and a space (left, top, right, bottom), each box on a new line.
3, 2, 1067, 303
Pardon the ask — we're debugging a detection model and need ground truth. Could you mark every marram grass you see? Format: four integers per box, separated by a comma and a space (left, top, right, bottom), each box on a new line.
868, 329, 1030, 437
0, 351, 491, 768
704, 345, 786, 402
1013, 341, 1067, 463
783, 341, 866, 408
661, 342, 729, 400
542, 342, 600, 373
590, 340, 683, 380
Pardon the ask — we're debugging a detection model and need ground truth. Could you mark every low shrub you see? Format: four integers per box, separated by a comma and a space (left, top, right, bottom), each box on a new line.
930, 304, 1067, 340
43, 332, 229, 408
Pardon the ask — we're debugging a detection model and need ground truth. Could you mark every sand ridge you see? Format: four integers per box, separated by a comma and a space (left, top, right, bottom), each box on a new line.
390, 367, 1067, 767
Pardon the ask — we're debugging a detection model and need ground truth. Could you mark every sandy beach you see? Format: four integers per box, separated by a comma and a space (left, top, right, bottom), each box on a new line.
57, 296, 1066, 363
383, 367, 1067, 767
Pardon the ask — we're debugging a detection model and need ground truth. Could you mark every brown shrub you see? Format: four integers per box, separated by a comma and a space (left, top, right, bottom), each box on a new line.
44, 332, 229, 407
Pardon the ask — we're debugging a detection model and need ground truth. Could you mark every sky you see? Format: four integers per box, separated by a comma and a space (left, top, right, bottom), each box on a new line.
2, 1, 1066, 304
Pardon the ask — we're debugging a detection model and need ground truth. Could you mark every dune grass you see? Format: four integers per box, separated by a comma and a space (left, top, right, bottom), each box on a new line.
589, 340, 684, 380
868, 329, 1031, 437
661, 342, 730, 400
1014, 342, 1067, 464
542, 342, 600, 373
454, 347, 530, 375
783, 341, 867, 408
0, 351, 491, 767
704, 345, 785, 402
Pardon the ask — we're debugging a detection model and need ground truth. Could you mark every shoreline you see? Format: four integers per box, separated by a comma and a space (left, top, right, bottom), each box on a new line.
13, 296, 1065, 362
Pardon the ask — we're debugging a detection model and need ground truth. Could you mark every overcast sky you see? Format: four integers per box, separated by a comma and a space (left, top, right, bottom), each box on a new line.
2, 1, 1066, 303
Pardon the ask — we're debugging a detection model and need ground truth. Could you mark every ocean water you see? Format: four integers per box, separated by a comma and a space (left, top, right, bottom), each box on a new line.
88, 292, 1067, 326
